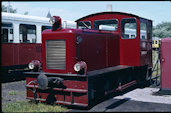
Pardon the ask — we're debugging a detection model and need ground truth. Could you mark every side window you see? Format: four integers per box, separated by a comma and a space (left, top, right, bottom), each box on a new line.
19, 24, 36, 43
1, 23, 13, 43
121, 18, 137, 39
93, 19, 118, 31
42, 26, 52, 32
78, 21, 91, 29
140, 22, 147, 40
147, 21, 152, 40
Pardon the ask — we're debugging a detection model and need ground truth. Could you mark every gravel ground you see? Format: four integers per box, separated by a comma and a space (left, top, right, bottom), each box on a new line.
114, 87, 171, 104
2, 80, 171, 112
89, 98, 171, 112
2, 80, 27, 105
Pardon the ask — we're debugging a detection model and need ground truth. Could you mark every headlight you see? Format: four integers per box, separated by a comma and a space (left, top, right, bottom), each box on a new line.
49, 17, 55, 24
74, 63, 81, 72
28, 62, 34, 70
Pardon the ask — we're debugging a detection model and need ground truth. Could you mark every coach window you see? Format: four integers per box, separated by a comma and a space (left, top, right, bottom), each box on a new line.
121, 18, 137, 39
1, 23, 13, 43
42, 26, 52, 32
93, 19, 118, 31
78, 21, 91, 29
19, 24, 36, 43
140, 22, 147, 40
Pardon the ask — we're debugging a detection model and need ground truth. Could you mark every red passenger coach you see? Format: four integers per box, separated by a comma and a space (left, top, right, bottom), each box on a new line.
25, 12, 153, 107
1, 12, 75, 80
1, 12, 51, 76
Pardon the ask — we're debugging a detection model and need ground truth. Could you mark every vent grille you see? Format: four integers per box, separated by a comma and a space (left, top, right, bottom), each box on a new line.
46, 40, 66, 69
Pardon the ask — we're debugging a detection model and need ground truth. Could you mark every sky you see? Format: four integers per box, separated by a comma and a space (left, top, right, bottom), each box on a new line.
2, 1, 171, 26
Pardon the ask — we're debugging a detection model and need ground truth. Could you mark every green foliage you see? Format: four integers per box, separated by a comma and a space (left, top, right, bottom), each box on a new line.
2, 100, 68, 112
2, 4, 17, 13
153, 22, 171, 38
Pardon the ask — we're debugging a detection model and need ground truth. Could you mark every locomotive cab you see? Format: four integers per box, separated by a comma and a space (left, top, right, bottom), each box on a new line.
25, 12, 152, 107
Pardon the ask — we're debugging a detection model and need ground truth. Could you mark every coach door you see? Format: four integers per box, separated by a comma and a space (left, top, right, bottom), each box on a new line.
2, 29, 8, 43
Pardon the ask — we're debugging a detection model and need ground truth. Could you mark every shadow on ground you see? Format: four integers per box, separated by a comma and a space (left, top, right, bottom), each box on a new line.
1, 72, 26, 83
67, 84, 138, 112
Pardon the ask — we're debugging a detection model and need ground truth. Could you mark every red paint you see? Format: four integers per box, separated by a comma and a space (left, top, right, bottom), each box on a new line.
161, 38, 171, 89
26, 76, 89, 106
75, 12, 152, 67
1, 43, 41, 67
139, 19, 153, 68
42, 29, 76, 74
75, 29, 120, 71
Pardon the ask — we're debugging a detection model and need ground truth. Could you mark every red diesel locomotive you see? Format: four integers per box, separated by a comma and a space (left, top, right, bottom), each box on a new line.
25, 12, 152, 107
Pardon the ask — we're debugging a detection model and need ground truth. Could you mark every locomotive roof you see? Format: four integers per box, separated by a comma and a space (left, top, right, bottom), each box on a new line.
75, 11, 152, 22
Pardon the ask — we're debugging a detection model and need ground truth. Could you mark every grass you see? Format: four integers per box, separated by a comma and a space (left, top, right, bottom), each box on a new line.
5, 90, 68, 112
8, 91, 25, 95
2, 100, 68, 112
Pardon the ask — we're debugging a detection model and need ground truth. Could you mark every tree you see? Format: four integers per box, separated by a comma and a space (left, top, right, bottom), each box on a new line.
153, 22, 171, 38
2, 4, 17, 13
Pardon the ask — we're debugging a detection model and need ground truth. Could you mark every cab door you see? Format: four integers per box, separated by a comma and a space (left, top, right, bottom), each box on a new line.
140, 19, 152, 67
120, 18, 140, 66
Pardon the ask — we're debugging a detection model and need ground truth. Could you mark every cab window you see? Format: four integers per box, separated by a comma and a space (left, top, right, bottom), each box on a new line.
140, 22, 147, 40
121, 18, 137, 39
78, 21, 91, 29
93, 19, 118, 31
147, 22, 152, 40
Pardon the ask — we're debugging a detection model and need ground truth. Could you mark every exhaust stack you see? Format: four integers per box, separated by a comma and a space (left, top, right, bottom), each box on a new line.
107, 4, 112, 12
